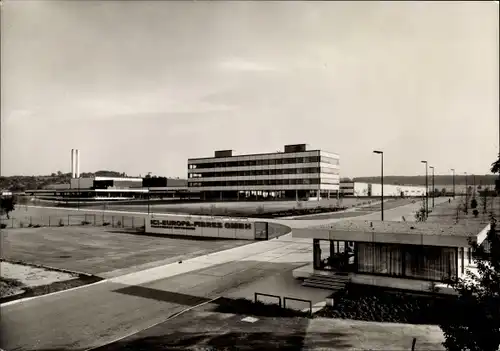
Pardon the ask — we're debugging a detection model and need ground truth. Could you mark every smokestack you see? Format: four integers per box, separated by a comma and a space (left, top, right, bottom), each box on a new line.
75, 149, 80, 178
71, 149, 75, 178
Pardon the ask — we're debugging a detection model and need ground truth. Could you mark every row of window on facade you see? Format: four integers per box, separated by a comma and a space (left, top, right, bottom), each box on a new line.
188, 156, 339, 169
188, 167, 339, 178
188, 178, 340, 187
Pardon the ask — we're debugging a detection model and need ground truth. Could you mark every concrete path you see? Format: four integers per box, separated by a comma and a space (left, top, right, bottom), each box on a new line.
0, 199, 448, 351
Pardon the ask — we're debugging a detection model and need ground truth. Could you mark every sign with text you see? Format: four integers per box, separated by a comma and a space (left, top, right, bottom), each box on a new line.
146, 215, 261, 240
150, 219, 252, 231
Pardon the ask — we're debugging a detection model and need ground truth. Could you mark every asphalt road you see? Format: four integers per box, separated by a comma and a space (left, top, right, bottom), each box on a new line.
0, 198, 449, 351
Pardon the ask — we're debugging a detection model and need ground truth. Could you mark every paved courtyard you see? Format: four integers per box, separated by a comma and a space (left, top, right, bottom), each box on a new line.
95, 300, 445, 351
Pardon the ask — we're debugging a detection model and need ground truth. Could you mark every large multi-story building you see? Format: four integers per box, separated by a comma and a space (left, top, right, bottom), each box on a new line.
187, 144, 340, 201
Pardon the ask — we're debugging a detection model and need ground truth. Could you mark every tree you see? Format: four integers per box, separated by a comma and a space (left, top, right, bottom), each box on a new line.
439, 214, 500, 351
491, 153, 500, 174
0, 196, 15, 219
492, 153, 500, 193
439, 155, 500, 351
415, 206, 427, 222
481, 188, 489, 214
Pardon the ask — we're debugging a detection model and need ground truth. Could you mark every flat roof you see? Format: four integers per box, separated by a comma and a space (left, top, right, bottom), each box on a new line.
293, 220, 488, 247
313, 220, 484, 237
188, 149, 323, 162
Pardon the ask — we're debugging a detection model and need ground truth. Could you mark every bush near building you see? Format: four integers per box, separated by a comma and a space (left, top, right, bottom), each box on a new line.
315, 284, 457, 325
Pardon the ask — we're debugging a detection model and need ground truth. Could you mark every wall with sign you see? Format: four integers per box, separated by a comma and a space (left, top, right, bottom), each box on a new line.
145, 215, 266, 240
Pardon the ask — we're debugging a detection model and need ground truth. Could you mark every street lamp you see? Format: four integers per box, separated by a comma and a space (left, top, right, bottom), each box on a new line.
464, 172, 468, 213
421, 160, 428, 216
429, 166, 435, 208
451, 169, 455, 199
373, 150, 384, 221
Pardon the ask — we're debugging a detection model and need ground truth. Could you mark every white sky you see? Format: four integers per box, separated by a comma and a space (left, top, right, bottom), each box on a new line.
1, 1, 499, 178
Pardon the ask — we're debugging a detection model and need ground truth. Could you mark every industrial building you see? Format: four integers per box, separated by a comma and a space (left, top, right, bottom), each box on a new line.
187, 144, 340, 201
25, 149, 192, 203
340, 181, 426, 197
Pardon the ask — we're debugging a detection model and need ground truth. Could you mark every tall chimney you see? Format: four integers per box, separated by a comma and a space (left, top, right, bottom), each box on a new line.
75, 149, 80, 178
71, 149, 75, 178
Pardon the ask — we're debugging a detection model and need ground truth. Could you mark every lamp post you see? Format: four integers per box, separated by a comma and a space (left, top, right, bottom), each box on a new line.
421, 160, 428, 217
77, 177, 80, 211
464, 172, 468, 213
451, 168, 455, 199
373, 150, 384, 221
429, 166, 435, 208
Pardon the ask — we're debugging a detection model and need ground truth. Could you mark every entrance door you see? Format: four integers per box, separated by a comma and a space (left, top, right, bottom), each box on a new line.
330, 241, 356, 272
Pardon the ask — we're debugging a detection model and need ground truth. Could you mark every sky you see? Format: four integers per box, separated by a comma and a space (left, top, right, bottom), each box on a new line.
1, 1, 499, 178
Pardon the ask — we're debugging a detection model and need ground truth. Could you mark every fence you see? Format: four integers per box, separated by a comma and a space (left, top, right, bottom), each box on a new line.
283, 296, 313, 316
254, 292, 282, 308
254, 292, 313, 315
0, 214, 146, 230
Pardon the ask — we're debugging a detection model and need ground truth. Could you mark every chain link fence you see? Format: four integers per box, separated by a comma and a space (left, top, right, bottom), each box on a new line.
0, 214, 146, 230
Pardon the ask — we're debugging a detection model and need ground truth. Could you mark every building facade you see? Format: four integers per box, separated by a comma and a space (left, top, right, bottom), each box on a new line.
188, 144, 340, 201
292, 220, 489, 294
26, 176, 191, 203
340, 181, 426, 197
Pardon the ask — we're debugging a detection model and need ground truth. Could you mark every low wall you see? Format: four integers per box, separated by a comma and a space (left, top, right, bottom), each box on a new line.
145, 214, 267, 240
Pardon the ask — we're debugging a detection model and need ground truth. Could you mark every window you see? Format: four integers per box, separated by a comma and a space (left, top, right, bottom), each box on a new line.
357, 243, 457, 281
320, 156, 339, 165
404, 246, 457, 281
359, 244, 395, 274
321, 167, 340, 175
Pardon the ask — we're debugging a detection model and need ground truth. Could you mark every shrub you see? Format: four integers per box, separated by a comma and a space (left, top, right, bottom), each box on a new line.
33, 224, 41, 228
0, 223, 6, 229
103, 222, 110, 226
415, 207, 427, 222
471, 198, 478, 209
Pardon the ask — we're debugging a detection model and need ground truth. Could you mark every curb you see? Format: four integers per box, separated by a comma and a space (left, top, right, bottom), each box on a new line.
0, 275, 104, 306
0, 258, 95, 278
